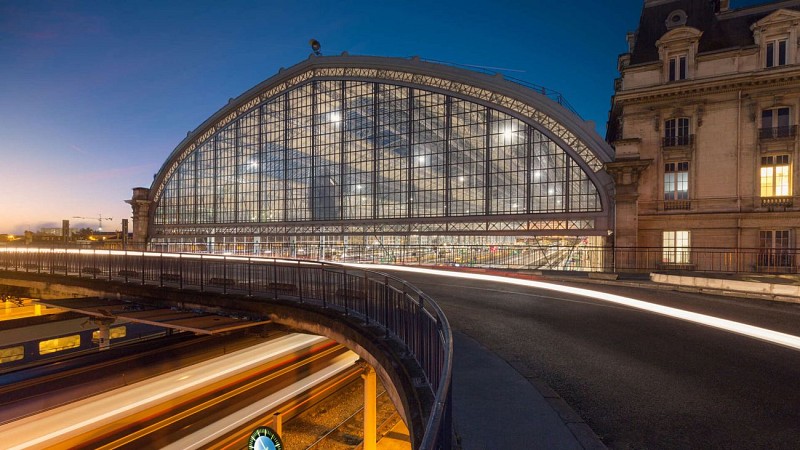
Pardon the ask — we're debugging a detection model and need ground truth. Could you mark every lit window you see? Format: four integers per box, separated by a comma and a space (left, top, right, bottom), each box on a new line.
668, 54, 687, 81
39, 335, 81, 355
664, 162, 689, 200
92, 326, 127, 341
663, 230, 690, 264
664, 117, 690, 146
766, 39, 787, 68
759, 230, 793, 268
760, 155, 791, 197
0, 346, 24, 364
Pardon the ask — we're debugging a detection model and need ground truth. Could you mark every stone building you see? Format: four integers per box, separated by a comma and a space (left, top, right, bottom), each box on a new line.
607, 0, 800, 271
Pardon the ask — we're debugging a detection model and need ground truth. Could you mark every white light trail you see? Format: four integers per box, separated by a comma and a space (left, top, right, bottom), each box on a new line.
1, 333, 327, 450
346, 264, 800, 352
163, 352, 359, 449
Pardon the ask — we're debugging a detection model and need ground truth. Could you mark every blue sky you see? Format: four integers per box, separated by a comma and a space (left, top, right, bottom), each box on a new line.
0, 0, 771, 233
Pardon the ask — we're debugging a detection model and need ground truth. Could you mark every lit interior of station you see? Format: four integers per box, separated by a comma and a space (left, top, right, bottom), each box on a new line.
136, 56, 615, 270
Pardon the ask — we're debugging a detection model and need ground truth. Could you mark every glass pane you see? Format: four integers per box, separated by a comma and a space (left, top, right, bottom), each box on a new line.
779, 40, 787, 65
778, 108, 790, 128
760, 166, 774, 196
776, 165, 790, 196
767, 41, 775, 67
669, 58, 676, 81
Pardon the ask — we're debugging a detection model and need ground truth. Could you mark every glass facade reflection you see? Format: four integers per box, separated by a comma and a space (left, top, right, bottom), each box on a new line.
143, 59, 613, 269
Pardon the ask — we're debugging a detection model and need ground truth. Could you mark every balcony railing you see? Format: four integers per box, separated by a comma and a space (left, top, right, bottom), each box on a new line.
0, 248, 453, 449
639, 196, 798, 214
663, 200, 691, 211
761, 196, 794, 208
662, 134, 694, 147
758, 125, 797, 140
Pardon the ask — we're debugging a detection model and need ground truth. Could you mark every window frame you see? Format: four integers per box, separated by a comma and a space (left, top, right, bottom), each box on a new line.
663, 161, 689, 200
760, 154, 791, 197
662, 230, 691, 265
668, 53, 688, 81
766, 38, 788, 68
664, 117, 691, 147
759, 229, 793, 268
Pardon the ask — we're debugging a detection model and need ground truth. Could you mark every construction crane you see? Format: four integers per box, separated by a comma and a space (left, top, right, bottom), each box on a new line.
73, 214, 113, 232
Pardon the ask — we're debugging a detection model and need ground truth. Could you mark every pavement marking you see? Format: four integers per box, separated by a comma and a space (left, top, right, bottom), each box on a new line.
349, 264, 800, 352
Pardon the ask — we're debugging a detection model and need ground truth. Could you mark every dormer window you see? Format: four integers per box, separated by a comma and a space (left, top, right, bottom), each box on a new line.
656, 26, 701, 84
668, 54, 688, 81
766, 38, 787, 67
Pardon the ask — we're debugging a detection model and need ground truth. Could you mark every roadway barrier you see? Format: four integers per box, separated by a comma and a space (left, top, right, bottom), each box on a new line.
0, 247, 452, 450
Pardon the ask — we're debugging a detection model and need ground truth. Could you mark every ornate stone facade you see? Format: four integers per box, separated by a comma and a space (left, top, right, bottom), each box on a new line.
608, 0, 800, 271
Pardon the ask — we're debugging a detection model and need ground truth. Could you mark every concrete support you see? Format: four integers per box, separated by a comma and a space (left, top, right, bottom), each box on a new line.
362, 363, 377, 450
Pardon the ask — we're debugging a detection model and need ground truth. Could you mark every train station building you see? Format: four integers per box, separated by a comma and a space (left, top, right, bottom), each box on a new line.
129, 55, 616, 269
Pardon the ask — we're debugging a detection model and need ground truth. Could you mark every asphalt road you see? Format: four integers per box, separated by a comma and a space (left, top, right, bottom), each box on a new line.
385, 271, 800, 449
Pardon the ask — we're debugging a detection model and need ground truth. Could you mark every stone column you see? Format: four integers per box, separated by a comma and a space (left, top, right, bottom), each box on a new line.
605, 158, 652, 270
125, 187, 152, 250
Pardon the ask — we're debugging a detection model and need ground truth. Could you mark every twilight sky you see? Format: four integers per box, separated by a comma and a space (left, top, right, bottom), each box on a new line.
0, 0, 770, 234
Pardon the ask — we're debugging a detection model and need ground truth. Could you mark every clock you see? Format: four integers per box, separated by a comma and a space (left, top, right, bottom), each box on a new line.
248, 426, 283, 450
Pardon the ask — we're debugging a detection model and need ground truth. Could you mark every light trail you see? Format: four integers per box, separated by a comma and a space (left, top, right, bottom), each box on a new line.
0, 333, 328, 450
162, 352, 359, 450
347, 264, 800, 352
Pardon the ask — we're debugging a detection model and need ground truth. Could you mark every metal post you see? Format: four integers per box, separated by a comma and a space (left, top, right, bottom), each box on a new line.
200, 255, 204, 292
273, 412, 283, 436
95, 318, 113, 351
297, 260, 303, 302
223, 255, 227, 295
248, 257, 252, 297
362, 364, 377, 450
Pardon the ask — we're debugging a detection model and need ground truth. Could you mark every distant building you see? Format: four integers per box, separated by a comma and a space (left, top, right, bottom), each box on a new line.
607, 0, 800, 271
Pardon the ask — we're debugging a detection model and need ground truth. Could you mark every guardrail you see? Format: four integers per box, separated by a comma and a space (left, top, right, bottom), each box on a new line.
0, 247, 453, 450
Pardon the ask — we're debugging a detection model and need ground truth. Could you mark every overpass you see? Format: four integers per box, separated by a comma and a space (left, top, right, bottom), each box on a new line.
0, 247, 452, 450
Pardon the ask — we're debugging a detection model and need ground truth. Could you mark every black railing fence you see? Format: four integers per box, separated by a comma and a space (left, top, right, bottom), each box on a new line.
0, 248, 453, 450
611, 246, 798, 273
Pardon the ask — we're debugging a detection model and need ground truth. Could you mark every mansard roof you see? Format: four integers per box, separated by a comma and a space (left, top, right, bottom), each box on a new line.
630, 0, 800, 65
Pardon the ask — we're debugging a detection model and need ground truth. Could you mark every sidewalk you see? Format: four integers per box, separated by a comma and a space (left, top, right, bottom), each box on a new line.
451, 331, 603, 450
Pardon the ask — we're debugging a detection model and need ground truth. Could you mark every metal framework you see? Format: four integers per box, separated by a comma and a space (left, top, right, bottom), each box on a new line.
144, 56, 615, 260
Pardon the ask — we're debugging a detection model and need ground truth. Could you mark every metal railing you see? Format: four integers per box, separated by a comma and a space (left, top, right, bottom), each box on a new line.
758, 125, 797, 140
639, 195, 799, 214
0, 248, 453, 450
662, 134, 694, 147
612, 246, 798, 273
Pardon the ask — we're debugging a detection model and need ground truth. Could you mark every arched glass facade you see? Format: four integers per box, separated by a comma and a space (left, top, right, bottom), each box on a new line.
155, 81, 600, 225
142, 58, 613, 269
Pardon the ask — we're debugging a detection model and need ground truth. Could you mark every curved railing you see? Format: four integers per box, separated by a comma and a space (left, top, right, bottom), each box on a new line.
0, 247, 452, 449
